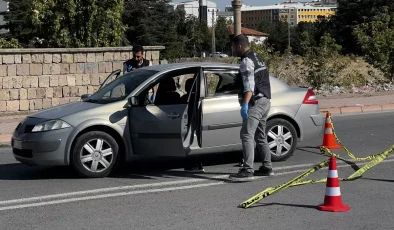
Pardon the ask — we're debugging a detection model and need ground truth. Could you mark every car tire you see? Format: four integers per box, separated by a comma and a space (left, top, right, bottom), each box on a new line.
71, 131, 119, 178
265, 118, 297, 162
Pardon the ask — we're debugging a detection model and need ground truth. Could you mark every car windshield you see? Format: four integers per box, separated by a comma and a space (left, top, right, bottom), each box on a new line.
86, 69, 158, 104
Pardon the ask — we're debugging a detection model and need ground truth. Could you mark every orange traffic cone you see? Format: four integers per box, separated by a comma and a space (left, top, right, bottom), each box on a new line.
317, 156, 350, 212
319, 112, 341, 149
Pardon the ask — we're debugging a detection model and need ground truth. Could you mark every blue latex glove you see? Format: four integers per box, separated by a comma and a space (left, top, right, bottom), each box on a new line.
151, 93, 156, 103
241, 103, 248, 120
127, 65, 133, 72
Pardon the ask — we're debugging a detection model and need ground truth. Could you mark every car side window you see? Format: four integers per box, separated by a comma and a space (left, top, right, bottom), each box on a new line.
205, 71, 241, 97
143, 68, 199, 106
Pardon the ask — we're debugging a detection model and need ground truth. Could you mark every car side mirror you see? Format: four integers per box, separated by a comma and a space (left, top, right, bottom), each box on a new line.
81, 94, 91, 101
128, 96, 139, 106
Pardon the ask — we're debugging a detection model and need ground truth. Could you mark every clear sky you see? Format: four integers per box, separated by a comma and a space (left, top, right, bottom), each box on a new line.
172, 0, 286, 11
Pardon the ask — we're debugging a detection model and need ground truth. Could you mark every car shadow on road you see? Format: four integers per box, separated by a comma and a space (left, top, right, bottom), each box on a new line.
0, 163, 80, 180
246, 202, 317, 210
110, 152, 243, 183
0, 151, 243, 181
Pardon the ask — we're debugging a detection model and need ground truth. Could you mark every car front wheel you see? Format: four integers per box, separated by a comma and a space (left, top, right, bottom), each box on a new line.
266, 118, 297, 162
71, 131, 119, 178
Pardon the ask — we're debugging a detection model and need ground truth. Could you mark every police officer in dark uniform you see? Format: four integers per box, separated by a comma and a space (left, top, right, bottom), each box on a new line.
229, 34, 274, 181
123, 45, 152, 73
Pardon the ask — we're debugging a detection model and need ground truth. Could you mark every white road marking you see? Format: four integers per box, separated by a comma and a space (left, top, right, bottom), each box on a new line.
0, 176, 227, 206
0, 183, 225, 212
0, 157, 393, 211
0, 156, 376, 206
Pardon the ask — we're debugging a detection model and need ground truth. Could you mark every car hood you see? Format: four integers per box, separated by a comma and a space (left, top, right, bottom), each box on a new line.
28, 102, 103, 120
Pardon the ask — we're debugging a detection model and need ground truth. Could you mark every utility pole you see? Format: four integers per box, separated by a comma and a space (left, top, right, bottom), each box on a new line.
208, 9, 218, 54
284, 6, 296, 50
288, 16, 290, 49
199, 0, 203, 21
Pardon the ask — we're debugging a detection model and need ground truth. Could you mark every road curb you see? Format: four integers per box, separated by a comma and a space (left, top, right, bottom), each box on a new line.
320, 104, 394, 115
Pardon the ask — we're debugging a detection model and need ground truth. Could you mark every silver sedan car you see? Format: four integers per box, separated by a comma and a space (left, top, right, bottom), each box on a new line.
11, 62, 324, 178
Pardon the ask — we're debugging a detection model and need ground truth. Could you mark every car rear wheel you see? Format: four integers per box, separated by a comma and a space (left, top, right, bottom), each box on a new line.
71, 131, 119, 178
266, 118, 297, 162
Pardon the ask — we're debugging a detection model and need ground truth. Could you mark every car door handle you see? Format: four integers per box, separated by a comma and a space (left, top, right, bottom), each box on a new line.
168, 113, 180, 119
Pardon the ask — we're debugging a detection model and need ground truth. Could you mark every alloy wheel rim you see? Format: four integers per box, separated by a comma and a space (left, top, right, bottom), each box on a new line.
268, 125, 293, 157
80, 139, 113, 173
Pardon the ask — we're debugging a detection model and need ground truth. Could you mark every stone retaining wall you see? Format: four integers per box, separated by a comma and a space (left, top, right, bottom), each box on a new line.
0, 46, 164, 113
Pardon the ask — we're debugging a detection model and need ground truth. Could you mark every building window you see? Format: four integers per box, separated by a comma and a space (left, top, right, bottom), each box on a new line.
291, 15, 294, 19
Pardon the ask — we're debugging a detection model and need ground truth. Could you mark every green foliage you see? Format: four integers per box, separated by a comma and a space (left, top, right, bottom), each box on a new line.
215, 17, 231, 52
329, 0, 394, 55
265, 21, 292, 53
303, 33, 346, 89
161, 13, 211, 60
0, 38, 20, 48
250, 42, 275, 70
353, 8, 394, 81
258, 21, 275, 34
123, 0, 170, 46
290, 22, 317, 55
0, 0, 35, 47
340, 69, 366, 88
2, 0, 126, 48
31, 0, 126, 48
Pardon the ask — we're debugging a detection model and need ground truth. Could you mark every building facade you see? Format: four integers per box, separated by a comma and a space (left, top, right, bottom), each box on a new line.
241, 2, 336, 29
322, 0, 337, 5
170, 0, 218, 27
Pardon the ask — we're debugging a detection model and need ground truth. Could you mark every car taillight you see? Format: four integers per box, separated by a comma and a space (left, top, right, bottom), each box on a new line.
303, 89, 318, 104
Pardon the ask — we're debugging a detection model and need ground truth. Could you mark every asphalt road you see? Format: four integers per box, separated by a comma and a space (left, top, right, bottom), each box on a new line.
1, 111, 394, 230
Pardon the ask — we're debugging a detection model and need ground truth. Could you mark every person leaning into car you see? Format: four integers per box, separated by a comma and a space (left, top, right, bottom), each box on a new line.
229, 34, 274, 181
123, 45, 152, 73
123, 45, 157, 102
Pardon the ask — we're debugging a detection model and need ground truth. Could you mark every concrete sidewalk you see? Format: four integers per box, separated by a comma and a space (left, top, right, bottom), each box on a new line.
1, 92, 393, 145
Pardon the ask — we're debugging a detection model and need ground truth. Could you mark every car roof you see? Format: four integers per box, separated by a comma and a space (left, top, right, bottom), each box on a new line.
139, 62, 240, 72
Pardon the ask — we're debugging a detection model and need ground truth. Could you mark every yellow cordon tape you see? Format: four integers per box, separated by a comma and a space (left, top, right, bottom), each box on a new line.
239, 112, 394, 209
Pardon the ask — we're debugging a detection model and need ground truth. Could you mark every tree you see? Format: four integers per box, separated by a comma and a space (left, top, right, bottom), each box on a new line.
265, 21, 292, 53
160, 9, 188, 60
0, 0, 35, 46
215, 17, 230, 52
353, 8, 394, 81
257, 21, 275, 34
1, 0, 126, 48
332, 0, 394, 54
290, 22, 317, 56
123, 0, 171, 46
160, 11, 211, 60
303, 33, 345, 89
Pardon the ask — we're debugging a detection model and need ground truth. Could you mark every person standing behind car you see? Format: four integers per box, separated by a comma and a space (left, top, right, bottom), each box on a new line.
123, 45, 156, 102
229, 34, 274, 181
123, 45, 152, 73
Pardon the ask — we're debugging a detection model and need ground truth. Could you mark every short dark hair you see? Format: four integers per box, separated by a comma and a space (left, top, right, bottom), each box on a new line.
232, 34, 250, 47
132, 45, 144, 53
